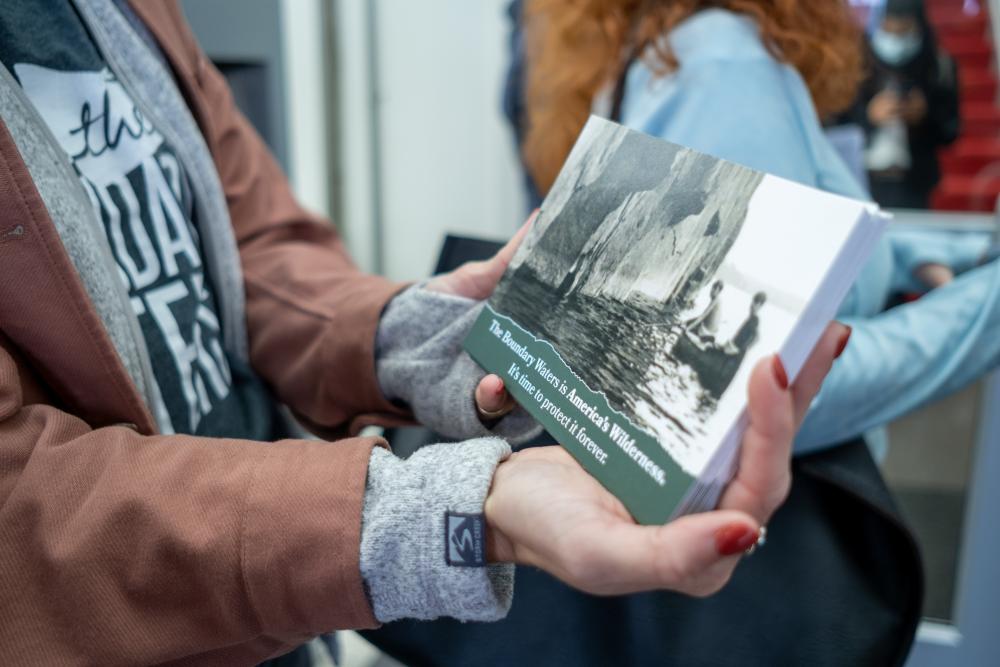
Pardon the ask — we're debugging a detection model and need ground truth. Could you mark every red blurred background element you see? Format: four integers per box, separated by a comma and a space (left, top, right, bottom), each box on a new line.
929, 0, 1000, 210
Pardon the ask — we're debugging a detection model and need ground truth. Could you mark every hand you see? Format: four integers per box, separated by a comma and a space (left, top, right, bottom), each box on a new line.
913, 262, 954, 289
483, 322, 849, 597
901, 89, 927, 125
867, 90, 901, 126
425, 213, 536, 423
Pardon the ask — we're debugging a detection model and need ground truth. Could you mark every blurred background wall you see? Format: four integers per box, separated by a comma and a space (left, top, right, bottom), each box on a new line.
183, 0, 525, 282
346, 0, 526, 279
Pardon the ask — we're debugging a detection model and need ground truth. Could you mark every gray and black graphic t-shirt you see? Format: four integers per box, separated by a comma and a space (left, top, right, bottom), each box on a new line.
0, 2, 278, 439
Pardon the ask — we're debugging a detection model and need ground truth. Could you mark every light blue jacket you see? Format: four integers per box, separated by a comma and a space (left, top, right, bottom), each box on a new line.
616, 9, 999, 452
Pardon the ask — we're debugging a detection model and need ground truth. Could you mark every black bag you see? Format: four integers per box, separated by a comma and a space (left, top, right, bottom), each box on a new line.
365, 235, 924, 667
366, 440, 922, 667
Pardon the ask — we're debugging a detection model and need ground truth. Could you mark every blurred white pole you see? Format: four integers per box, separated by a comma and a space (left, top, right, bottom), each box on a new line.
331, 0, 381, 272
280, 0, 332, 220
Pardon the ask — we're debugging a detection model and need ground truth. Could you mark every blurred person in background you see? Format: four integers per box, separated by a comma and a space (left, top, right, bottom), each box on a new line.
515, 0, 998, 480
855, 0, 961, 208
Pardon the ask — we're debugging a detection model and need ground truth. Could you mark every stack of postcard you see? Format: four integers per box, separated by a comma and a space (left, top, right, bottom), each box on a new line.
464, 116, 886, 524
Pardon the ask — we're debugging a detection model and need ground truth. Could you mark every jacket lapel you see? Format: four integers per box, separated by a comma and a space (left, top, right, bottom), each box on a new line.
0, 115, 156, 433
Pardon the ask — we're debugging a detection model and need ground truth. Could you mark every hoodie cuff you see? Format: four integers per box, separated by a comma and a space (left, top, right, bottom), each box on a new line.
359, 438, 514, 622
375, 286, 542, 444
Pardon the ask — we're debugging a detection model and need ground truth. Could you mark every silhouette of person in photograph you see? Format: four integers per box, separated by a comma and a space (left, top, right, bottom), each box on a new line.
725, 291, 766, 359
684, 280, 724, 342
675, 290, 767, 399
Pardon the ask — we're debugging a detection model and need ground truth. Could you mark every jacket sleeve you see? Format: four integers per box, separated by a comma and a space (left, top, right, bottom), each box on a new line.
795, 259, 1000, 451
0, 342, 383, 664
886, 226, 992, 294
161, 4, 411, 435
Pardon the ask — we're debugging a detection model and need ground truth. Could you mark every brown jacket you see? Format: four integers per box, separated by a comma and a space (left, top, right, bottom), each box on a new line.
0, 1, 410, 663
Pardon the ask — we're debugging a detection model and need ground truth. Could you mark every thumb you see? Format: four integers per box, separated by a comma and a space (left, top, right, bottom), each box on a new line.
579, 509, 759, 597
646, 509, 761, 597
483, 210, 537, 279
475, 374, 515, 419
437, 211, 538, 301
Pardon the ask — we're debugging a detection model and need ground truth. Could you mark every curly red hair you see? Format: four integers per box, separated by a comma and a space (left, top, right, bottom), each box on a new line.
523, 0, 865, 193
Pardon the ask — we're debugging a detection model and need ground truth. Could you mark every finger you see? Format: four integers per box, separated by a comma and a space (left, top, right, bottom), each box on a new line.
485, 210, 538, 279
647, 510, 761, 597
475, 374, 515, 419
720, 323, 846, 522
560, 510, 759, 597
718, 355, 795, 523
443, 211, 540, 301
790, 322, 848, 427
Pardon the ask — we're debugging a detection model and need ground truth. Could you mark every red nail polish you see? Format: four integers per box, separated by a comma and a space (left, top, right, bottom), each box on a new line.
772, 356, 788, 390
834, 326, 853, 359
715, 523, 758, 556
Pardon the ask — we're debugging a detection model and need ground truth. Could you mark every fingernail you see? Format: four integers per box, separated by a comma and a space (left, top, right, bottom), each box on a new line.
494, 377, 506, 396
834, 325, 852, 359
715, 523, 758, 556
772, 356, 788, 390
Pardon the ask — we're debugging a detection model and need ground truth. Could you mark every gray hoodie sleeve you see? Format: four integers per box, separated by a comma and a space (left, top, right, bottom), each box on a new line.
375, 287, 541, 444
359, 438, 514, 623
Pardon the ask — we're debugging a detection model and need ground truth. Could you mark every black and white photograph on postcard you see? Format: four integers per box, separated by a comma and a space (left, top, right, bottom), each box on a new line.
491, 118, 821, 475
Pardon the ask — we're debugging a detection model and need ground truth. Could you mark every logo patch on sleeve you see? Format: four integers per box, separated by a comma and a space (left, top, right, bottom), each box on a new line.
445, 512, 487, 567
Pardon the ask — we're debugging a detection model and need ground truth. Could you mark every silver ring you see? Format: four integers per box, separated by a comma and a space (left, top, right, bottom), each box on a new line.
477, 404, 512, 421
744, 526, 767, 556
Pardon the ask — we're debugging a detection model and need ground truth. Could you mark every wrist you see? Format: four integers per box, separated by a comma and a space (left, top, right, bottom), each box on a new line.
360, 439, 515, 622
484, 464, 517, 564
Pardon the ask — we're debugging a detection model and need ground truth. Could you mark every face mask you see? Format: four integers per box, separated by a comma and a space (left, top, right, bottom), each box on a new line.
872, 28, 922, 66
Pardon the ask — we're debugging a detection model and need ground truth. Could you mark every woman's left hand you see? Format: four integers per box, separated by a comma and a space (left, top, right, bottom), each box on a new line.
483, 323, 849, 595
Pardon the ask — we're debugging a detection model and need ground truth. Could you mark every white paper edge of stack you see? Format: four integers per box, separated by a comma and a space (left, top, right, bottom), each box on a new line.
671, 204, 891, 518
